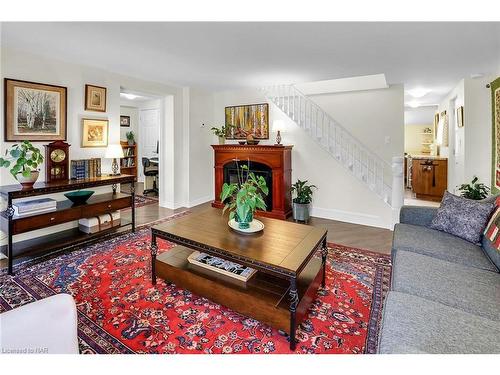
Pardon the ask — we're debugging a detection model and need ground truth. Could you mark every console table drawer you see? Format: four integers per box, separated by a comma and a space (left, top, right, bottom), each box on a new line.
13, 210, 82, 234
89, 197, 132, 215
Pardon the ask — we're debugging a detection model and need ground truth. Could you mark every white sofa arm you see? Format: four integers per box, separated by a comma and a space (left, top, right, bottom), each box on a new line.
0, 293, 79, 354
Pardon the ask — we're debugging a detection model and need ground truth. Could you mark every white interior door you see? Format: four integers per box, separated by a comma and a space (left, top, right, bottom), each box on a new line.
139, 108, 160, 181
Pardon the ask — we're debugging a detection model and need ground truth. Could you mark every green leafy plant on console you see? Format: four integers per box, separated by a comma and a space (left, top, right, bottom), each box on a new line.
0, 141, 44, 181
220, 159, 269, 229
457, 176, 490, 200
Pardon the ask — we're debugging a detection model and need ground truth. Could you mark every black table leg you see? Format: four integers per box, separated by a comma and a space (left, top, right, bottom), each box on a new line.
131, 182, 136, 232
321, 236, 328, 288
151, 233, 158, 285
289, 276, 298, 351
6, 198, 14, 275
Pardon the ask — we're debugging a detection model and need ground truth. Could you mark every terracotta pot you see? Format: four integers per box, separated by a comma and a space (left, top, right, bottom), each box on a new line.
17, 170, 39, 189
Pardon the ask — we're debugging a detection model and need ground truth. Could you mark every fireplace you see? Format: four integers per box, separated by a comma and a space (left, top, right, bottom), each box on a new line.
212, 144, 293, 220
223, 160, 273, 211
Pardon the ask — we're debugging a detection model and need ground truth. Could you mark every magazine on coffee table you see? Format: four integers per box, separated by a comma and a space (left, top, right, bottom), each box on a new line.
187, 251, 257, 282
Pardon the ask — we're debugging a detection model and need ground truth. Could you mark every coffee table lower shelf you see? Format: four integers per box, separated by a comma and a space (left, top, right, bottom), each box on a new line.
154, 246, 323, 340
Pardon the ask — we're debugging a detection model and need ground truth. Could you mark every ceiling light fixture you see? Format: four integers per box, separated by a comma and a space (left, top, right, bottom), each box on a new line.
407, 101, 420, 108
120, 93, 139, 100
407, 88, 431, 98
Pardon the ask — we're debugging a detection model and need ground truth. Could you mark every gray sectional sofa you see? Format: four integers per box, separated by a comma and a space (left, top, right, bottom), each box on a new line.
378, 200, 500, 354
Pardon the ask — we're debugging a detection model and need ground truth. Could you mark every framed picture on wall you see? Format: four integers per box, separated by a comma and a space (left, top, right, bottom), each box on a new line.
82, 118, 109, 147
457, 106, 464, 128
120, 115, 131, 127
224, 103, 269, 139
85, 84, 107, 112
4, 78, 67, 141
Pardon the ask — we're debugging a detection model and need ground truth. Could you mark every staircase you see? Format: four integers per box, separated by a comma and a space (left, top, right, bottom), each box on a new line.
262, 84, 403, 209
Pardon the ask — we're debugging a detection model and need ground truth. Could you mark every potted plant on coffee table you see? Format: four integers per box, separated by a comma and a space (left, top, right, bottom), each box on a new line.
0, 141, 44, 188
291, 179, 317, 223
211, 124, 234, 145
220, 160, 269, 230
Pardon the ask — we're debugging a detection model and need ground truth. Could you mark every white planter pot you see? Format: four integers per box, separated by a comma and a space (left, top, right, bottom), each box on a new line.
218, 136, 226, 145
17, 170, 39, 188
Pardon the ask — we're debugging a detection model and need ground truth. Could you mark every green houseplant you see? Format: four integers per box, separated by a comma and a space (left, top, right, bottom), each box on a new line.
290, 179, 317, 223
457, 176, 490, 200
220, 160, 269, 229
0, 141, 44, 188
126, 131, 135, 146
211, 124, 234, 145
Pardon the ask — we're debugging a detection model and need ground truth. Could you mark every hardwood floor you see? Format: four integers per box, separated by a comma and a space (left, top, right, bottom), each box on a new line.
123, 183, 393, 254
1, 183, 393, 270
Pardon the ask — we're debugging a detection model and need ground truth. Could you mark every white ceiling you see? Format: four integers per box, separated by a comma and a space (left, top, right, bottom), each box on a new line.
2, 22, 500, 105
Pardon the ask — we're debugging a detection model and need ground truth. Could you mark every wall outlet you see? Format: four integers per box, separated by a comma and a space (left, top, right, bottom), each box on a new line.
384, 136, 391, 144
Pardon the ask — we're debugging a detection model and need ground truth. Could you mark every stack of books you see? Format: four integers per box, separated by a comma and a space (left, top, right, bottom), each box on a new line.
71, 159, 102, 180
13, 198, 57, 217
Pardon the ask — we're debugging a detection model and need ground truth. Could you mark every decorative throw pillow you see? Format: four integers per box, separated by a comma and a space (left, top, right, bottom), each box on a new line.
484, 205, 500, 251
430, 191, 495, 244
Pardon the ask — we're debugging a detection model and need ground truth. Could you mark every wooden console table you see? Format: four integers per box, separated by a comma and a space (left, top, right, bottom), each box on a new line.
0, 175, 136, 275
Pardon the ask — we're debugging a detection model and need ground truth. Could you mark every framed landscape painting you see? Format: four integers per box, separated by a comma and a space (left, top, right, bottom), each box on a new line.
224, 103, 269, 139
85, 84, 107, 112
82, 118, 109, 147
4, 78, 67, 141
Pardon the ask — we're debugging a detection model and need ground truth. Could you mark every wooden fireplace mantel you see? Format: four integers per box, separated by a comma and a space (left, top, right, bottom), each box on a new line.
211, 144, 293, 220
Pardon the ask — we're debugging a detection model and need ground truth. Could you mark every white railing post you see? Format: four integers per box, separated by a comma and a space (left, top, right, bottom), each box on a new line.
391, 156, 404, 228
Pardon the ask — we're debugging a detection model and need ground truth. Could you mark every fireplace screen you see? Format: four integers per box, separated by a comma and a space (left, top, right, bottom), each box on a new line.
223, 161, 272, 211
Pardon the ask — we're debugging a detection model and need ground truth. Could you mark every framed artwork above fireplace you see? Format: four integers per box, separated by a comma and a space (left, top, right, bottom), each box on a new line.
224, 103, 269, 139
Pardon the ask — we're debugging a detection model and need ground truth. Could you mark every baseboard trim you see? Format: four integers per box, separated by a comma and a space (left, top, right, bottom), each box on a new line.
187, 195, 212, 208
311, 206, 391, 229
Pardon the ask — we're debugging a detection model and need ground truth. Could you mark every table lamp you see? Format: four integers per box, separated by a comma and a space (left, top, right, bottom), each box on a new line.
105, 144, 124, 176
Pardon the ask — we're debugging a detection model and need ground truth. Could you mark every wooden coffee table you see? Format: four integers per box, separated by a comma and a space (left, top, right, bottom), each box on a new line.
150, 208, 328, 350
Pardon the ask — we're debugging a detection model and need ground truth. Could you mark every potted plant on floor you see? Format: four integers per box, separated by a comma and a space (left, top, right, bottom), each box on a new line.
126, 131, 136, 146
457, 176, 490, 200
220, 160, 268, 229
291, 179, 317, 223
211, 125, 234, 145
0, 141, 44, 188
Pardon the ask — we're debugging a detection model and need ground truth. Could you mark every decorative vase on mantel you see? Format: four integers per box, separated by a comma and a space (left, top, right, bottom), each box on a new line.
218, 136, 226, 145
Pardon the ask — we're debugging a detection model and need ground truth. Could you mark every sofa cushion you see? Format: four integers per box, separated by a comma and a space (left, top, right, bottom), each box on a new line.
392, 250, 500, 321
378, 291, 500, 354
429, 191, 495, 244
393, 223, 497, 272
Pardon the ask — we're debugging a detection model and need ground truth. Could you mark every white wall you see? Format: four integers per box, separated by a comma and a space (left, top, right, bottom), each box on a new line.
438, 76, 493, 191
187, 87, 215, 207
464, 76, 493, 187
437, 79, 465, 192
119, 105, 139, 143
213, 85, 404, 229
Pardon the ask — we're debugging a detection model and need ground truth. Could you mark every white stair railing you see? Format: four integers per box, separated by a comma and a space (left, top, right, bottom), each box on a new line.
263, 84, 403, 210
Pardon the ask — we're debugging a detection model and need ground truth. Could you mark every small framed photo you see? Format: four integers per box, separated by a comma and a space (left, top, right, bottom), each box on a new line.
4, 78, 67, 141
457, 106, 464, 128
82, 118, 109, 147
120, 115, 131, 127
85, 84, 107, 112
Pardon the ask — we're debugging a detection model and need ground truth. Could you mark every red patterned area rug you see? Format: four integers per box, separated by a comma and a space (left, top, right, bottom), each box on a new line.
0, 212, 391, 354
